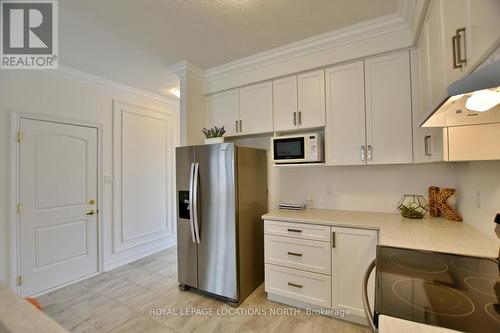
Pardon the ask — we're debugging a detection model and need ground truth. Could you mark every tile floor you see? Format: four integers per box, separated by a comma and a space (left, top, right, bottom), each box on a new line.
37, 247, 369, 333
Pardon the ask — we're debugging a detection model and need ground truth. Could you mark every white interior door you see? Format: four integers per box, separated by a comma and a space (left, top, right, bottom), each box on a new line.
19, 118, 98, 296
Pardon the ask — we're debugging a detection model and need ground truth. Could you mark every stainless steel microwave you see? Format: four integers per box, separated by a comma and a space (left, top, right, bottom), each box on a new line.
272, 133, 323, 164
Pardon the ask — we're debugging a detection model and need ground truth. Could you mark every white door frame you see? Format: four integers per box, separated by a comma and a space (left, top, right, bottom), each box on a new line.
9, 111, 104, 293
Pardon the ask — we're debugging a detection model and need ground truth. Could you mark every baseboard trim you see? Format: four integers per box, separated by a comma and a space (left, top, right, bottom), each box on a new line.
104, 239, 177, 272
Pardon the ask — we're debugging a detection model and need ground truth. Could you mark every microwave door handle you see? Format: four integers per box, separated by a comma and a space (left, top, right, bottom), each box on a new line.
188, 163, 196, 243
192, 162, 201, 244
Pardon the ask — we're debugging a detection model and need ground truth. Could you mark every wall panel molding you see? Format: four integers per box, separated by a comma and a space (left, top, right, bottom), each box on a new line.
113, 100, 178, 253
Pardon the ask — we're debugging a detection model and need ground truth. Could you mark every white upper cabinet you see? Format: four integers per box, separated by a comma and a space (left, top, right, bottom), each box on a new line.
365, 52, 413, 165
239, 81, 273, 135
420, 0, 500, 108
206, 89, 239, 136
273, 75, 298, 132
325, 51, 414, 166
467, 0, 500, 70
297, 70, 326, 129
325, 61, 366, 165
426, 0, 447, 109
206, 82, 273, 137
441, 0, 469, 85
412, 48, 444, 164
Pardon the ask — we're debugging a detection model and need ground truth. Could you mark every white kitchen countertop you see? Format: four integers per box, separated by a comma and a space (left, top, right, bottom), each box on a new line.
262, 208, 499, 258
0, 283, 69, 333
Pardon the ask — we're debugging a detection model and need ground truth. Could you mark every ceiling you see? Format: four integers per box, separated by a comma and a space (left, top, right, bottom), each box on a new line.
59, 0, 399, 99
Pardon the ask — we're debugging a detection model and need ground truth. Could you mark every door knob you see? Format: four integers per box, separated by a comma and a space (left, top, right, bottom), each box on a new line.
86, 209, 97, 216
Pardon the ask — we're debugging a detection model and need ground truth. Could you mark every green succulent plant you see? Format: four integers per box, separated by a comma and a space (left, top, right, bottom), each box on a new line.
202, 126, 225, 138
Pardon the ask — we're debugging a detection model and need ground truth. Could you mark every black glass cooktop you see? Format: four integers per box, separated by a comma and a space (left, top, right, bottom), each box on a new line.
375, 246, 500, 333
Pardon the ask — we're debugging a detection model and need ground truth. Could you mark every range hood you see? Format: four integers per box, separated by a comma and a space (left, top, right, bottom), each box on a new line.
421, 59, 500, 128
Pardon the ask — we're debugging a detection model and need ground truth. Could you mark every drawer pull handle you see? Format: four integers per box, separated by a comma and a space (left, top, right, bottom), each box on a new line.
288, 282, 303, 288
287, 252, 303, 257
287, 228, 302, 233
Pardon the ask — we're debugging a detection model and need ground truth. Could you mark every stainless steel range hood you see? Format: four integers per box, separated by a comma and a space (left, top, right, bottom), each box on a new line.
421, 60, 500, 128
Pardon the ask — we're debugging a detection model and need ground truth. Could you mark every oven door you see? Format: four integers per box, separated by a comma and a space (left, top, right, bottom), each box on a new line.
273, 137, 305, 163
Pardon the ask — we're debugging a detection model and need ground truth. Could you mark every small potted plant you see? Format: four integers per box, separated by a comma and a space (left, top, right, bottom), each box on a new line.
202, 126, 225, 144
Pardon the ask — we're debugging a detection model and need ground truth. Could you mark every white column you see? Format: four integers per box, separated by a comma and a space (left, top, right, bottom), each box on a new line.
169, 61, 205, 146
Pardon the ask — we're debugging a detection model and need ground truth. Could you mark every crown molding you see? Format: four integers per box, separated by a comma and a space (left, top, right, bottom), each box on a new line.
398, 0, 428, 44
169, 61, 204, 81
201, 0, 428, 90
204, 13, 407, 84
46, 64, 180, 107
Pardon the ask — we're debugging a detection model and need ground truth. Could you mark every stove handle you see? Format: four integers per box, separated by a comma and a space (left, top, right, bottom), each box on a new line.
362, 258, 377, 332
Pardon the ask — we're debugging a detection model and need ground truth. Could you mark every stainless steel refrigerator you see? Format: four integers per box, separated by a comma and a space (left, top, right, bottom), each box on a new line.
176, 143, 267, 305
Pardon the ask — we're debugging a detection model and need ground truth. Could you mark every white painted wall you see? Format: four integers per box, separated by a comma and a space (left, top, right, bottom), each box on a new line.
0, 69, 179, 285
455, 161, 500, 240
228, 137, 499, 243
231, 138, 457, 214
277, 163, 457, 213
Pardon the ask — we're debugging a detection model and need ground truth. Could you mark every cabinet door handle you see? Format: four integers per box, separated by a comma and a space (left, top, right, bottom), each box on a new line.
452, 28, 466, 69
424, 135, 432, 156
293, 112, 297, 126
287, 252, 303, 257
367, 145, 373, 161
288, 282, 303, 288
456, 27, 466, 66
239, 120, 242, 132
361, 145, 366, 161
235, 120, 239, 132
287, 228, 302, 233
452, 35, 460, 69
298, 111, 302, 125
332, 232, 336, 248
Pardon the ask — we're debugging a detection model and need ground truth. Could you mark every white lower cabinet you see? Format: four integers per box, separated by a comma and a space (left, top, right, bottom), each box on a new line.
265, 264, 331, 308
264, 219, 378, 324
265, 235, 331, 275
331, 227, 377, 320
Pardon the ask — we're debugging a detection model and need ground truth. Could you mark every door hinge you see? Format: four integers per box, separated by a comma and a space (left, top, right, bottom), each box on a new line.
332, 232, 336, 248
17, 131, 23, 143
16, 275, 23, 286
17, 203, 23, 213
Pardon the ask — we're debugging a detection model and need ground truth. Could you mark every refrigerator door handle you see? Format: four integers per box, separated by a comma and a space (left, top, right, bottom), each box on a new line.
188, 163, 196, 243
193, 162, 201, 244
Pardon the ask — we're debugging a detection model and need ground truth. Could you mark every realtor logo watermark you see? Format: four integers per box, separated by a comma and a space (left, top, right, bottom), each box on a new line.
1, 0, 58, 69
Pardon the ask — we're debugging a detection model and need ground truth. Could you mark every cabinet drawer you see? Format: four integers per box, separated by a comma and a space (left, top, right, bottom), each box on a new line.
265, 235, 331, 275
264, 220, 331, 242
265, 264, 331, 308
